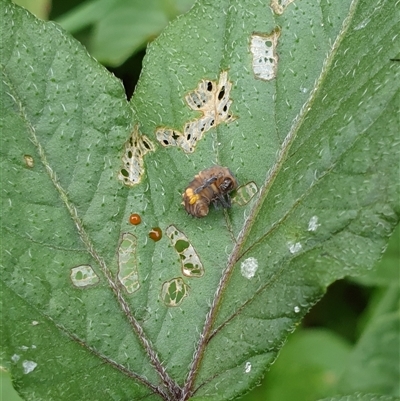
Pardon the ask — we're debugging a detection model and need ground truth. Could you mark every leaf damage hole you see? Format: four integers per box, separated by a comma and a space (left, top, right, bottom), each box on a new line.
161, 277, 189, 307
156, 71, 235, 153
24, 155, 34, 168
288, 241, 302, 254
270, 0, 295, 15
166, 225, 204, 277
232, 181, 259, 206
118, 124, 155, 187
70, 265, 100, 288
244, 361, 252, 373
308, 215, 320, 232
118, 233, 140, 294
22, 360, 37, 374
240, 257, 258, 279
250, 28, 281, 81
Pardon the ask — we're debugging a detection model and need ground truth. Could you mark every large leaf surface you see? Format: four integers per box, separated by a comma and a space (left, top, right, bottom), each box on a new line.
1, 0, 399, 400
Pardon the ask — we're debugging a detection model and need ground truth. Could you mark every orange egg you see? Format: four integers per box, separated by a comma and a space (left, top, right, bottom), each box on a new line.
149, 227, 162, 242
129, 213, 141, 225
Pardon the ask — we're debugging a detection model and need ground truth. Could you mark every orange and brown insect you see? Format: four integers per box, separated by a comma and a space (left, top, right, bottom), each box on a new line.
182, 166, 238, 218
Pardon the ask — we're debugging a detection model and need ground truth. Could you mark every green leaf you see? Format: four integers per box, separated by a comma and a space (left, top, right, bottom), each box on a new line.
317, 393, 400, 401
337, 286, 400, 396
12, 0, 51, 20
353, 224, 400, 287
0, 370, 24, 401
56, 0, 196, 66
1, 1, 399, 401
242, 283, 400, 401
241, 329, 352, 401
